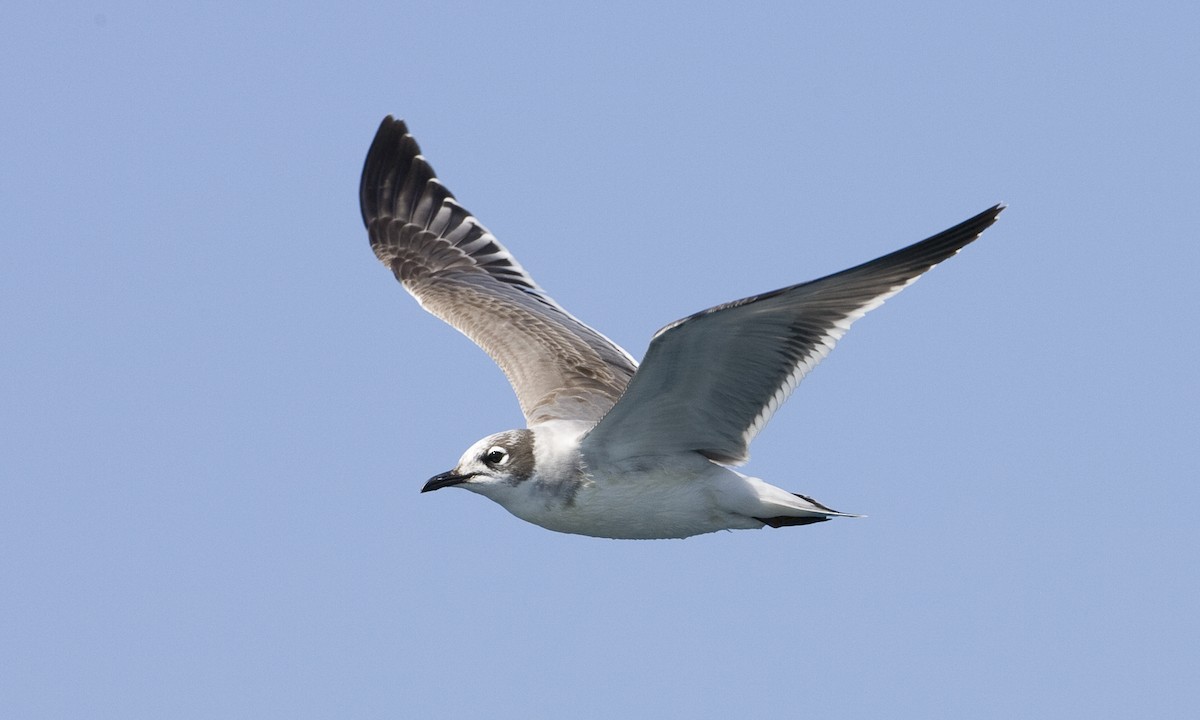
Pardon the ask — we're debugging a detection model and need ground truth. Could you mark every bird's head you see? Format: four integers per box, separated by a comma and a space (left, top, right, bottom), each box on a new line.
421, 429, 536, 499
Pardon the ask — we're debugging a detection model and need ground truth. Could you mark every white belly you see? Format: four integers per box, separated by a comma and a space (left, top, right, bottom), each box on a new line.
501, 461, 767, 540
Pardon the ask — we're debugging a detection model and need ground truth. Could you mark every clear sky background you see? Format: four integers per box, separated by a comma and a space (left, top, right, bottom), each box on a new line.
3, 1, 1197, 718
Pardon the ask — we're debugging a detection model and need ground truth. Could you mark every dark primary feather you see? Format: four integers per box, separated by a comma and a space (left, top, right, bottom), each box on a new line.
359, 117, 637, 426
582, 204, 1004, 466
359, 118, 547, 301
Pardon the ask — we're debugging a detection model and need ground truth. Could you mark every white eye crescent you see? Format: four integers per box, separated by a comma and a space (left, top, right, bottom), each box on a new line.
484, 446, 509, 465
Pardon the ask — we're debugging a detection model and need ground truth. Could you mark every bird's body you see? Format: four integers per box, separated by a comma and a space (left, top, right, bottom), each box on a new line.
359, 116, 1002, 539
443, 421, 845, 540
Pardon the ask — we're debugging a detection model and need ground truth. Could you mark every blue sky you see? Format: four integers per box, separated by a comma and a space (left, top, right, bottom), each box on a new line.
2, 1, 1197, 717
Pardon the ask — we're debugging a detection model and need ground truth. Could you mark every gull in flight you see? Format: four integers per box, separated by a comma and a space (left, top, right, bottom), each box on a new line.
359, 116, 1002, 539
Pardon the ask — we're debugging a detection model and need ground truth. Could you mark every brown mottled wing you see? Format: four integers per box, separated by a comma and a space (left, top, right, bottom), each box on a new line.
359, 117, 637, 426
581, 205, 1004, 467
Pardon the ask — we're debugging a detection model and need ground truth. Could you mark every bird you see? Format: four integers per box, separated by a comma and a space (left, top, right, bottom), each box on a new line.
359, 116, 1002, 540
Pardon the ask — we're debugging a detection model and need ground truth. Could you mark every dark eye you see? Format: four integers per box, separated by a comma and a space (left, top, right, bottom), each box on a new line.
484, 446, 509, 465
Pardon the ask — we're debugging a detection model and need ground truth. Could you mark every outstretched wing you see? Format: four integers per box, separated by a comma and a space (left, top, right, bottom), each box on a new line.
581, 204, 1004, 466
360, 117, 637, 426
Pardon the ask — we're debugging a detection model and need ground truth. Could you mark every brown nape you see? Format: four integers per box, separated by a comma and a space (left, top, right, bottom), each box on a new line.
755, 516, 830, 528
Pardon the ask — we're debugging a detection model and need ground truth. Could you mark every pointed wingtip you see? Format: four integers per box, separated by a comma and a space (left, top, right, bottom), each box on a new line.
359, 115, 431, 228
980, 202, 1007, 227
